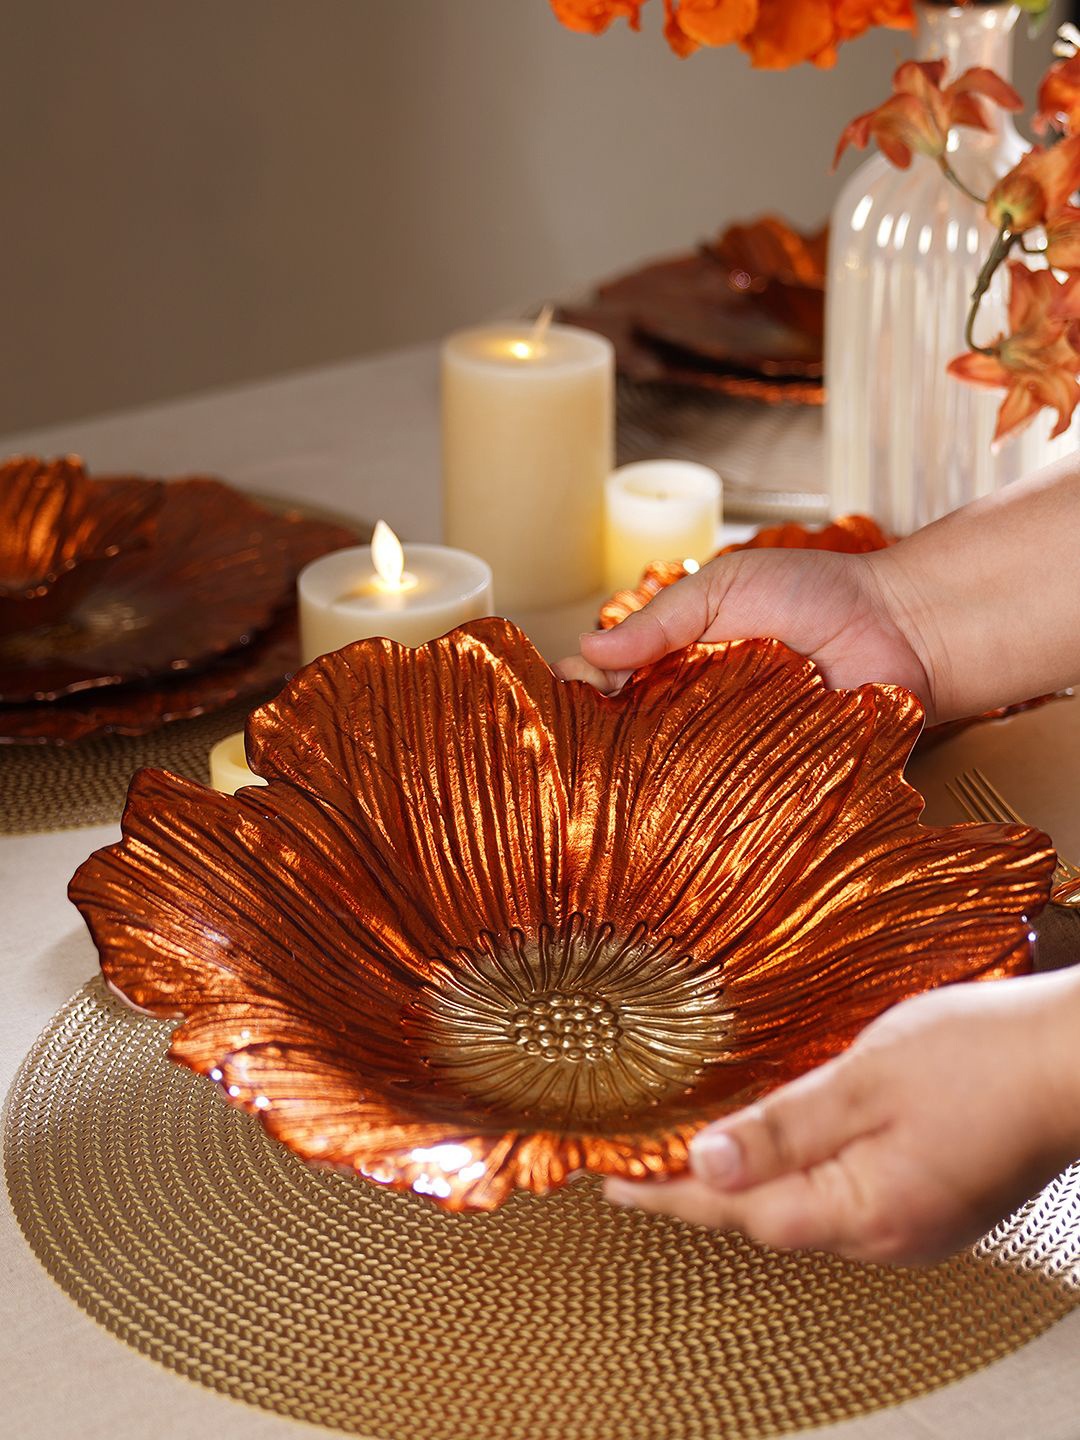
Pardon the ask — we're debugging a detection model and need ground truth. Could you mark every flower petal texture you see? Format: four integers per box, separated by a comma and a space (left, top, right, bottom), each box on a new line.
71, 621, 1054, 1211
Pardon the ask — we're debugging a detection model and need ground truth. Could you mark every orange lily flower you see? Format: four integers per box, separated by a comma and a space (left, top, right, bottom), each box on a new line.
986, 135, 1080, 233
834, 59, 1022, 170
1035, 53, 1080, 135
948, 262, 1080, 443
1045, 204, 1080, 270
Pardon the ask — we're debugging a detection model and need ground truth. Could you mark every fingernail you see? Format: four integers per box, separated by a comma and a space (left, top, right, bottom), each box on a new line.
579, 629, 604, 644
690, 1129, 743, 1189
604, 1178, 642, 1208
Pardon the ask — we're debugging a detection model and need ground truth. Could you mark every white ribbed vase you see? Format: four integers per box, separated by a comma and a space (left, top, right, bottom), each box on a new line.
825, 0, 1076, 535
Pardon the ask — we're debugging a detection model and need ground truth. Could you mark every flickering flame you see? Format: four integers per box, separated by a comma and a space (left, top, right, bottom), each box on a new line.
371, 519, 406, 589
507, 304, 554, 361
683, 558, 701, 574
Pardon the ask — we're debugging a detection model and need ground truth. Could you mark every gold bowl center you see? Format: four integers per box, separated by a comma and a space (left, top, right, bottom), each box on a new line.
406, 918, 731, 1129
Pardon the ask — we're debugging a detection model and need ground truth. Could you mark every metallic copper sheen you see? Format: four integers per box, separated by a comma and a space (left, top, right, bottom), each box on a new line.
561, 215, 826, 406
70, 621, 1054, 1211
0, 456, 163, 635
0, 511, 357, 744
0, 470, 335, 702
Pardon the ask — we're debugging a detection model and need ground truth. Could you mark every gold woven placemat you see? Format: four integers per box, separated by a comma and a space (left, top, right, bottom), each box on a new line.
0, 696, 266, 835
5, 979, 1080, 1440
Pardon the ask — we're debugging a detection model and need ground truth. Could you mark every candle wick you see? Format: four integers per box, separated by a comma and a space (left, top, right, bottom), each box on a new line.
530, 304, 554, 351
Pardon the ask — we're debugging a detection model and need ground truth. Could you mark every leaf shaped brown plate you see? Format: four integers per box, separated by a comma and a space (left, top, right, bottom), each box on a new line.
0, 455, 163, 636
0, 472, 316, 703
0, 512, 359, 744
563, 217, 827, 405
70, 620, 1053, 1212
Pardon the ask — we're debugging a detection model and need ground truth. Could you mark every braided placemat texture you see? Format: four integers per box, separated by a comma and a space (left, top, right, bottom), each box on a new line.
5, 978, 1080, 1440
0, 696, 264, 834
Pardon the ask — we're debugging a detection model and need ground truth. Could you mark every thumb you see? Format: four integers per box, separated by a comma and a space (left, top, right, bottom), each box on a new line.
690, 1054, 870, 1192
581, 558, 736, 673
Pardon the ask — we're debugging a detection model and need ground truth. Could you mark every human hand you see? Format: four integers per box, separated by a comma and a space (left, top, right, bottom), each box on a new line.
606, 971, 1080, 1265
557, 547, 938, 719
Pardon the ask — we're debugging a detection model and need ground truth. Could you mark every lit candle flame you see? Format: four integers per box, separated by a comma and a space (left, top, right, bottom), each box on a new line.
683, 558, 701, 574
508, 303, 554, 361
371, 519, 406, 589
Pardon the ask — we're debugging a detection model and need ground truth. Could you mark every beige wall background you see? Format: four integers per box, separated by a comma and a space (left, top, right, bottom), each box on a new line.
0, 0, 1060, 433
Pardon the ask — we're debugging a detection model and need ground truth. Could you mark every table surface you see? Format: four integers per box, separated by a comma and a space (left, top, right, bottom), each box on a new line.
2, 345, 1079, 1440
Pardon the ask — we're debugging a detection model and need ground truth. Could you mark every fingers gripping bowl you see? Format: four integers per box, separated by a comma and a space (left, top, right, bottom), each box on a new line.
70, 620, 1054, 1211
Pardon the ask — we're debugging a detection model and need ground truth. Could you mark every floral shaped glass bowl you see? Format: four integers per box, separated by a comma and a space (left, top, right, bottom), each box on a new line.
70, 620, 1054, 1212
0, 456, 163, 636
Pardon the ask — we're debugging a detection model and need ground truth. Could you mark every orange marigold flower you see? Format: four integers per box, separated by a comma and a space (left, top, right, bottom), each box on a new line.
743, 0, 835, 68
834, 0, 913, 43
549, 0, 644, 36
553, 0, 914, 65
948, 262, 1080, 443
986, 136, 1080, 233
667, 0, 758, 51
835, 59, 1022, 170
69, 618, 1051, 1210
1035, 53, 1080, 135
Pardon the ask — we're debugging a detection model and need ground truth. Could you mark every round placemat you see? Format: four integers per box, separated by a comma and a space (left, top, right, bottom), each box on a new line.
617, 379, 827, 521
6, 979, 1080, 1440
0, 696, 267, 835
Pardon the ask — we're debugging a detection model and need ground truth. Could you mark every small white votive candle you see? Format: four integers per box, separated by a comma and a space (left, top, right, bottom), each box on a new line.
209, 732, 267, 795
604, 460, 723, 593
298, 520, 494, 661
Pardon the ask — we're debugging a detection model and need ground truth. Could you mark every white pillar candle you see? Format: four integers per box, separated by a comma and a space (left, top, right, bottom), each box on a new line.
604, 461, 723, 593
209, 732, 267, 796
442, 319, 614, 612
298, 521, 494, 662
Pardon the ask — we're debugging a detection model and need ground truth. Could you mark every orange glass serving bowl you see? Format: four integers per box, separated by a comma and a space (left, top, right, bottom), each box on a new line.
70, 619, 1054, 1212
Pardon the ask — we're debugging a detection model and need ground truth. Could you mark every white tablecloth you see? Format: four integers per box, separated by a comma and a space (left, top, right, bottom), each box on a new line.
2, 345, 1079, 1439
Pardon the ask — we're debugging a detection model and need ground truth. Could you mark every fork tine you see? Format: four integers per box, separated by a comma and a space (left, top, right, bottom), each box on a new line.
946, 778, 981, 822
970, 768, 1026, 826
949, 771, 1003, 824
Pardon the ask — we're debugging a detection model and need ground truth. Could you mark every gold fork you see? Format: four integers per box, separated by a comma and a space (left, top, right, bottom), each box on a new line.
948, 768, 1080, 907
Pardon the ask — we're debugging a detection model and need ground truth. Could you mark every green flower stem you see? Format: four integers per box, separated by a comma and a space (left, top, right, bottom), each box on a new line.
937, 156, 986, 208
964, 224, 1015, 355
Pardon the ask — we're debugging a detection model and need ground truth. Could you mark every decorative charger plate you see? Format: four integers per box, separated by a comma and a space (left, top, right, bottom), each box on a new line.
0, 456, 163, 632
0, 477, 312, 702
0, 501, 360, 743
564, 216, 825, 415
5, 976, 1080, 1440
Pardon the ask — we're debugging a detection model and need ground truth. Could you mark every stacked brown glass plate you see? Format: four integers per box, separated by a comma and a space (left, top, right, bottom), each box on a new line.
0, 455, 359, 744
561, 214, 827, 407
